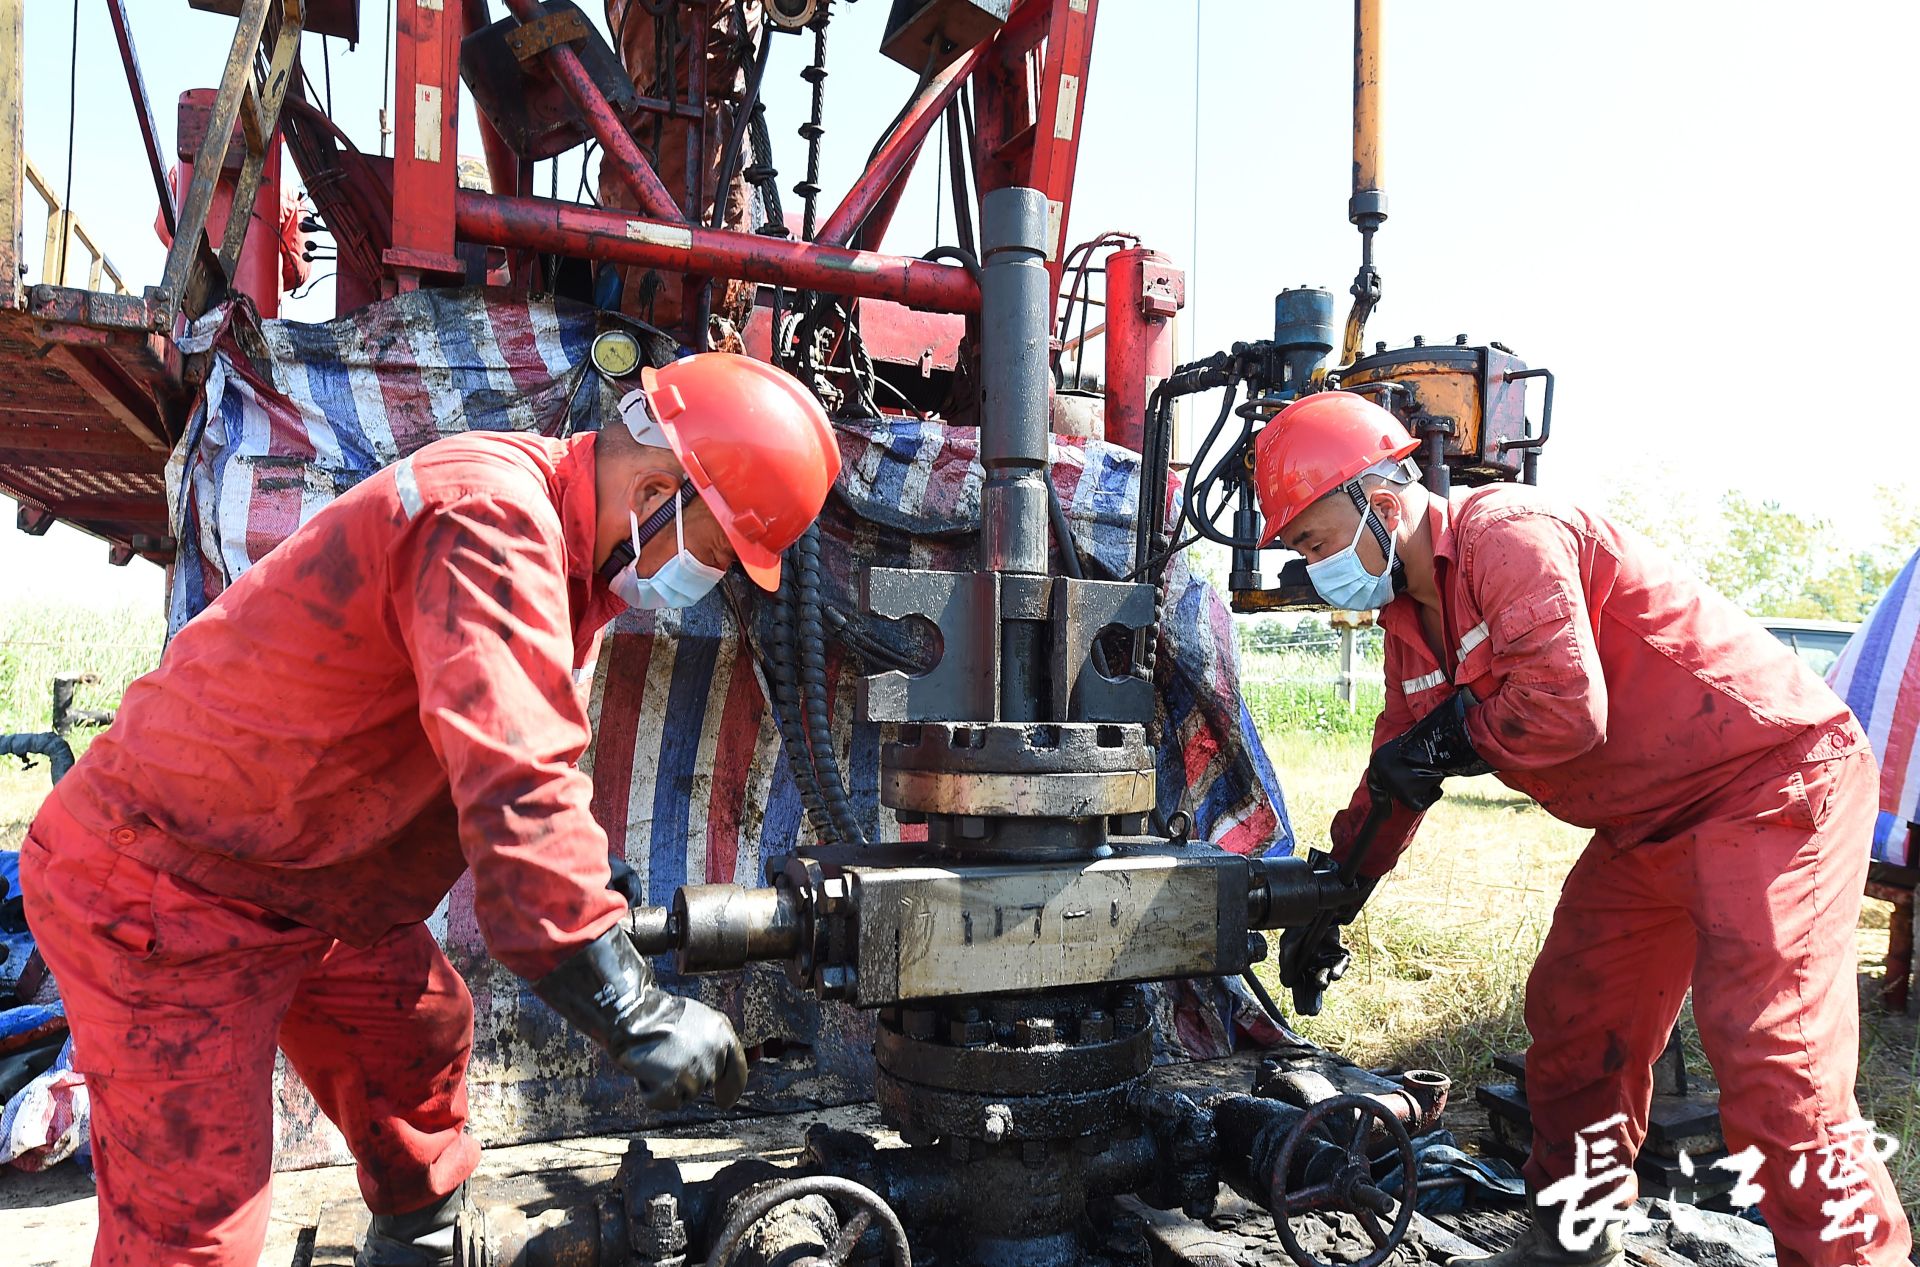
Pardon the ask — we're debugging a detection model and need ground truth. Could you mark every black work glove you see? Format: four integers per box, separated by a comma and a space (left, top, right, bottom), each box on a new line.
533, 925, 749, 1111
1369, 690, 1494, 811
607, 854, 645, 908
1278, 923, 1351, 1017
1278, 853, 1380, 1016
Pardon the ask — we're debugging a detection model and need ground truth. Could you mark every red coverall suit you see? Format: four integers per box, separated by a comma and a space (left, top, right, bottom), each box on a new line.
1329, 485, 1910, 1267
20, 430, 631, 1265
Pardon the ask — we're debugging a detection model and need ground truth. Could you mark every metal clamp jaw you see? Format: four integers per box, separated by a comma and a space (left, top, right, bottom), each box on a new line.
629, 835, 1377, 1011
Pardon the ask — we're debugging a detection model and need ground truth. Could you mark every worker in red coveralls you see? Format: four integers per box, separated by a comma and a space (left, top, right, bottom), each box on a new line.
1254, 393, 1910, 1267
19, 352, 842, 1267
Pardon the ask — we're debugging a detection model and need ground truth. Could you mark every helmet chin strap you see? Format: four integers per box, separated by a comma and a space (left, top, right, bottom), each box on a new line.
1342, 479, 1406, 591
598, 479, 699, 584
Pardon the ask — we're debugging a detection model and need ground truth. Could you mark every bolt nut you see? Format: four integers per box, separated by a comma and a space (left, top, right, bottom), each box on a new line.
902, 1009, 937, 1041
954, 815, 992, 840
983, 1104, 1013, 1143
1245, 932, 1270, 963
646, 1194, 678, 1229
1014, 1017, 1056, 1047
948, 1017, 990, 1047
1078, 1011, 1116, 1043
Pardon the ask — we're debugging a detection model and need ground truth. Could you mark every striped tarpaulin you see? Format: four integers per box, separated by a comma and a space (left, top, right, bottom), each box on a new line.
164, 290, 1294, 1166
1827, 547, 1920, 865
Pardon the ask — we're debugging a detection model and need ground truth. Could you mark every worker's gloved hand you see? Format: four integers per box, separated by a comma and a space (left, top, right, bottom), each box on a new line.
606, 854, 645, 908
532, 926, 749, 1111
1277, 923, 1352, 1017
1369, 691, 1494, 811
1303, 849, 1379, 925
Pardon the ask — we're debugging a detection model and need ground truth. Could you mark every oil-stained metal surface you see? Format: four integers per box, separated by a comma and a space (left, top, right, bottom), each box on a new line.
858, 567, 1003, 722
842, 845, 1250, 1004
1339, 341, 1540, 483
1051, 574, 1158, 721
881, 766, 1153, 817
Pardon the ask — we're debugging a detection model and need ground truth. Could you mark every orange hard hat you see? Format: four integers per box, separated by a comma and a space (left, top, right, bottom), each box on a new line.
634, 353, 841, 590
1254, 391, 1418, 546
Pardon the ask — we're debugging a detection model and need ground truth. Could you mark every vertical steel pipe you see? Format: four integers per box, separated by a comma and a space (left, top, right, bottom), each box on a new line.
979, 187, 1053, 723
978, 187, 1052, 579
1350, 0, 1384, 216
1102, 248, 1174, 453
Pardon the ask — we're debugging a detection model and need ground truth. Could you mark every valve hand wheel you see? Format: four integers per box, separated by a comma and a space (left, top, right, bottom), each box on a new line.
1269, 1094, 1417, 1267
705, 1175, 911, 1267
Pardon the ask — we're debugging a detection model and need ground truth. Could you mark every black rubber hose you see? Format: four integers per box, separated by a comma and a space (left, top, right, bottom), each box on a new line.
795, 525, 866, 847
764, 567, 835, 840
710, 23, 777, 230
0, 732, 74, 785
920, 245, 981, 284
1181, 383, 1267, 549
1241, 969, 1287, 1029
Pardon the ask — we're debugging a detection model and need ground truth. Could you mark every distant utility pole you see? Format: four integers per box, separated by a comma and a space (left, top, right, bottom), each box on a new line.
1327, 609, 1377, 711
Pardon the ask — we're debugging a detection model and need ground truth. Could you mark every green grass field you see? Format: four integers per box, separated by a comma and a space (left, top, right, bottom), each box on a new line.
0, 610, 1912, 1209
0, 601, 163, 843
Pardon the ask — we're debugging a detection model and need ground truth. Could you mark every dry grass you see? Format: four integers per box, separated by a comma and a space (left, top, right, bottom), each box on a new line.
1246, 722, 1920, 1213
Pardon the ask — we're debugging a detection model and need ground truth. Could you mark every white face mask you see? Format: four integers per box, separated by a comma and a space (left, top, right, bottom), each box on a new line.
1304, 499, 1399, 610
610, 489, 728, 611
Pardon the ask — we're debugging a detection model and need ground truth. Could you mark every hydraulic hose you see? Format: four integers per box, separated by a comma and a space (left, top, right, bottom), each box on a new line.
795, 525, 867, 847
763, 565, 835, 841
1, 732, 74, 784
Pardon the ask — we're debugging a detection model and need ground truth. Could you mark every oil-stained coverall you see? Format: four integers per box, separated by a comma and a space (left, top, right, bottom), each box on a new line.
1329, 485, 1910, 1267
21, 430, 634, 1265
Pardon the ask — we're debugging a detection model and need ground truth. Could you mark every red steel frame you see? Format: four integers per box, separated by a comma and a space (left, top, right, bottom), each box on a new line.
380, 0, 1105, 323
386, 0, 466, 284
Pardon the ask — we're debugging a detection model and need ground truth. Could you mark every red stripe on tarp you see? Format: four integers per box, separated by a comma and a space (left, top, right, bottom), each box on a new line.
1182, 714, 1220, 790
1876, 640, 1920, 812
706, 649, 765, 883
359, 306, 436, 457
485, 297, 556, 406
244, 466, 305, 565
924, 429, 978, 518
264, 394, 317, 462
590, 632, 653, 860
1050, 446, 1091, 505
1218, 802, 1278, 857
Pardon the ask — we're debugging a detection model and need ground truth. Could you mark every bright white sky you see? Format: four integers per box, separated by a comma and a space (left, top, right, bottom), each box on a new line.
5, 0, 1917, 610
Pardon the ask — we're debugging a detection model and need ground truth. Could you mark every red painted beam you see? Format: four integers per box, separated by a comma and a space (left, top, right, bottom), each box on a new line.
816, 42, 990, 249
105, 0, 177, 238
454, 192, 982, 314
500, 0, 684, 225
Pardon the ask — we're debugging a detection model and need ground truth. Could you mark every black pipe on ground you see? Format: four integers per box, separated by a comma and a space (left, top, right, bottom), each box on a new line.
1, 732, 74, 784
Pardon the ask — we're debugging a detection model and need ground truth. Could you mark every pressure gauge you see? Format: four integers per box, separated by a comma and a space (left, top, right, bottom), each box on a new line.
590, 329, 643, 379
